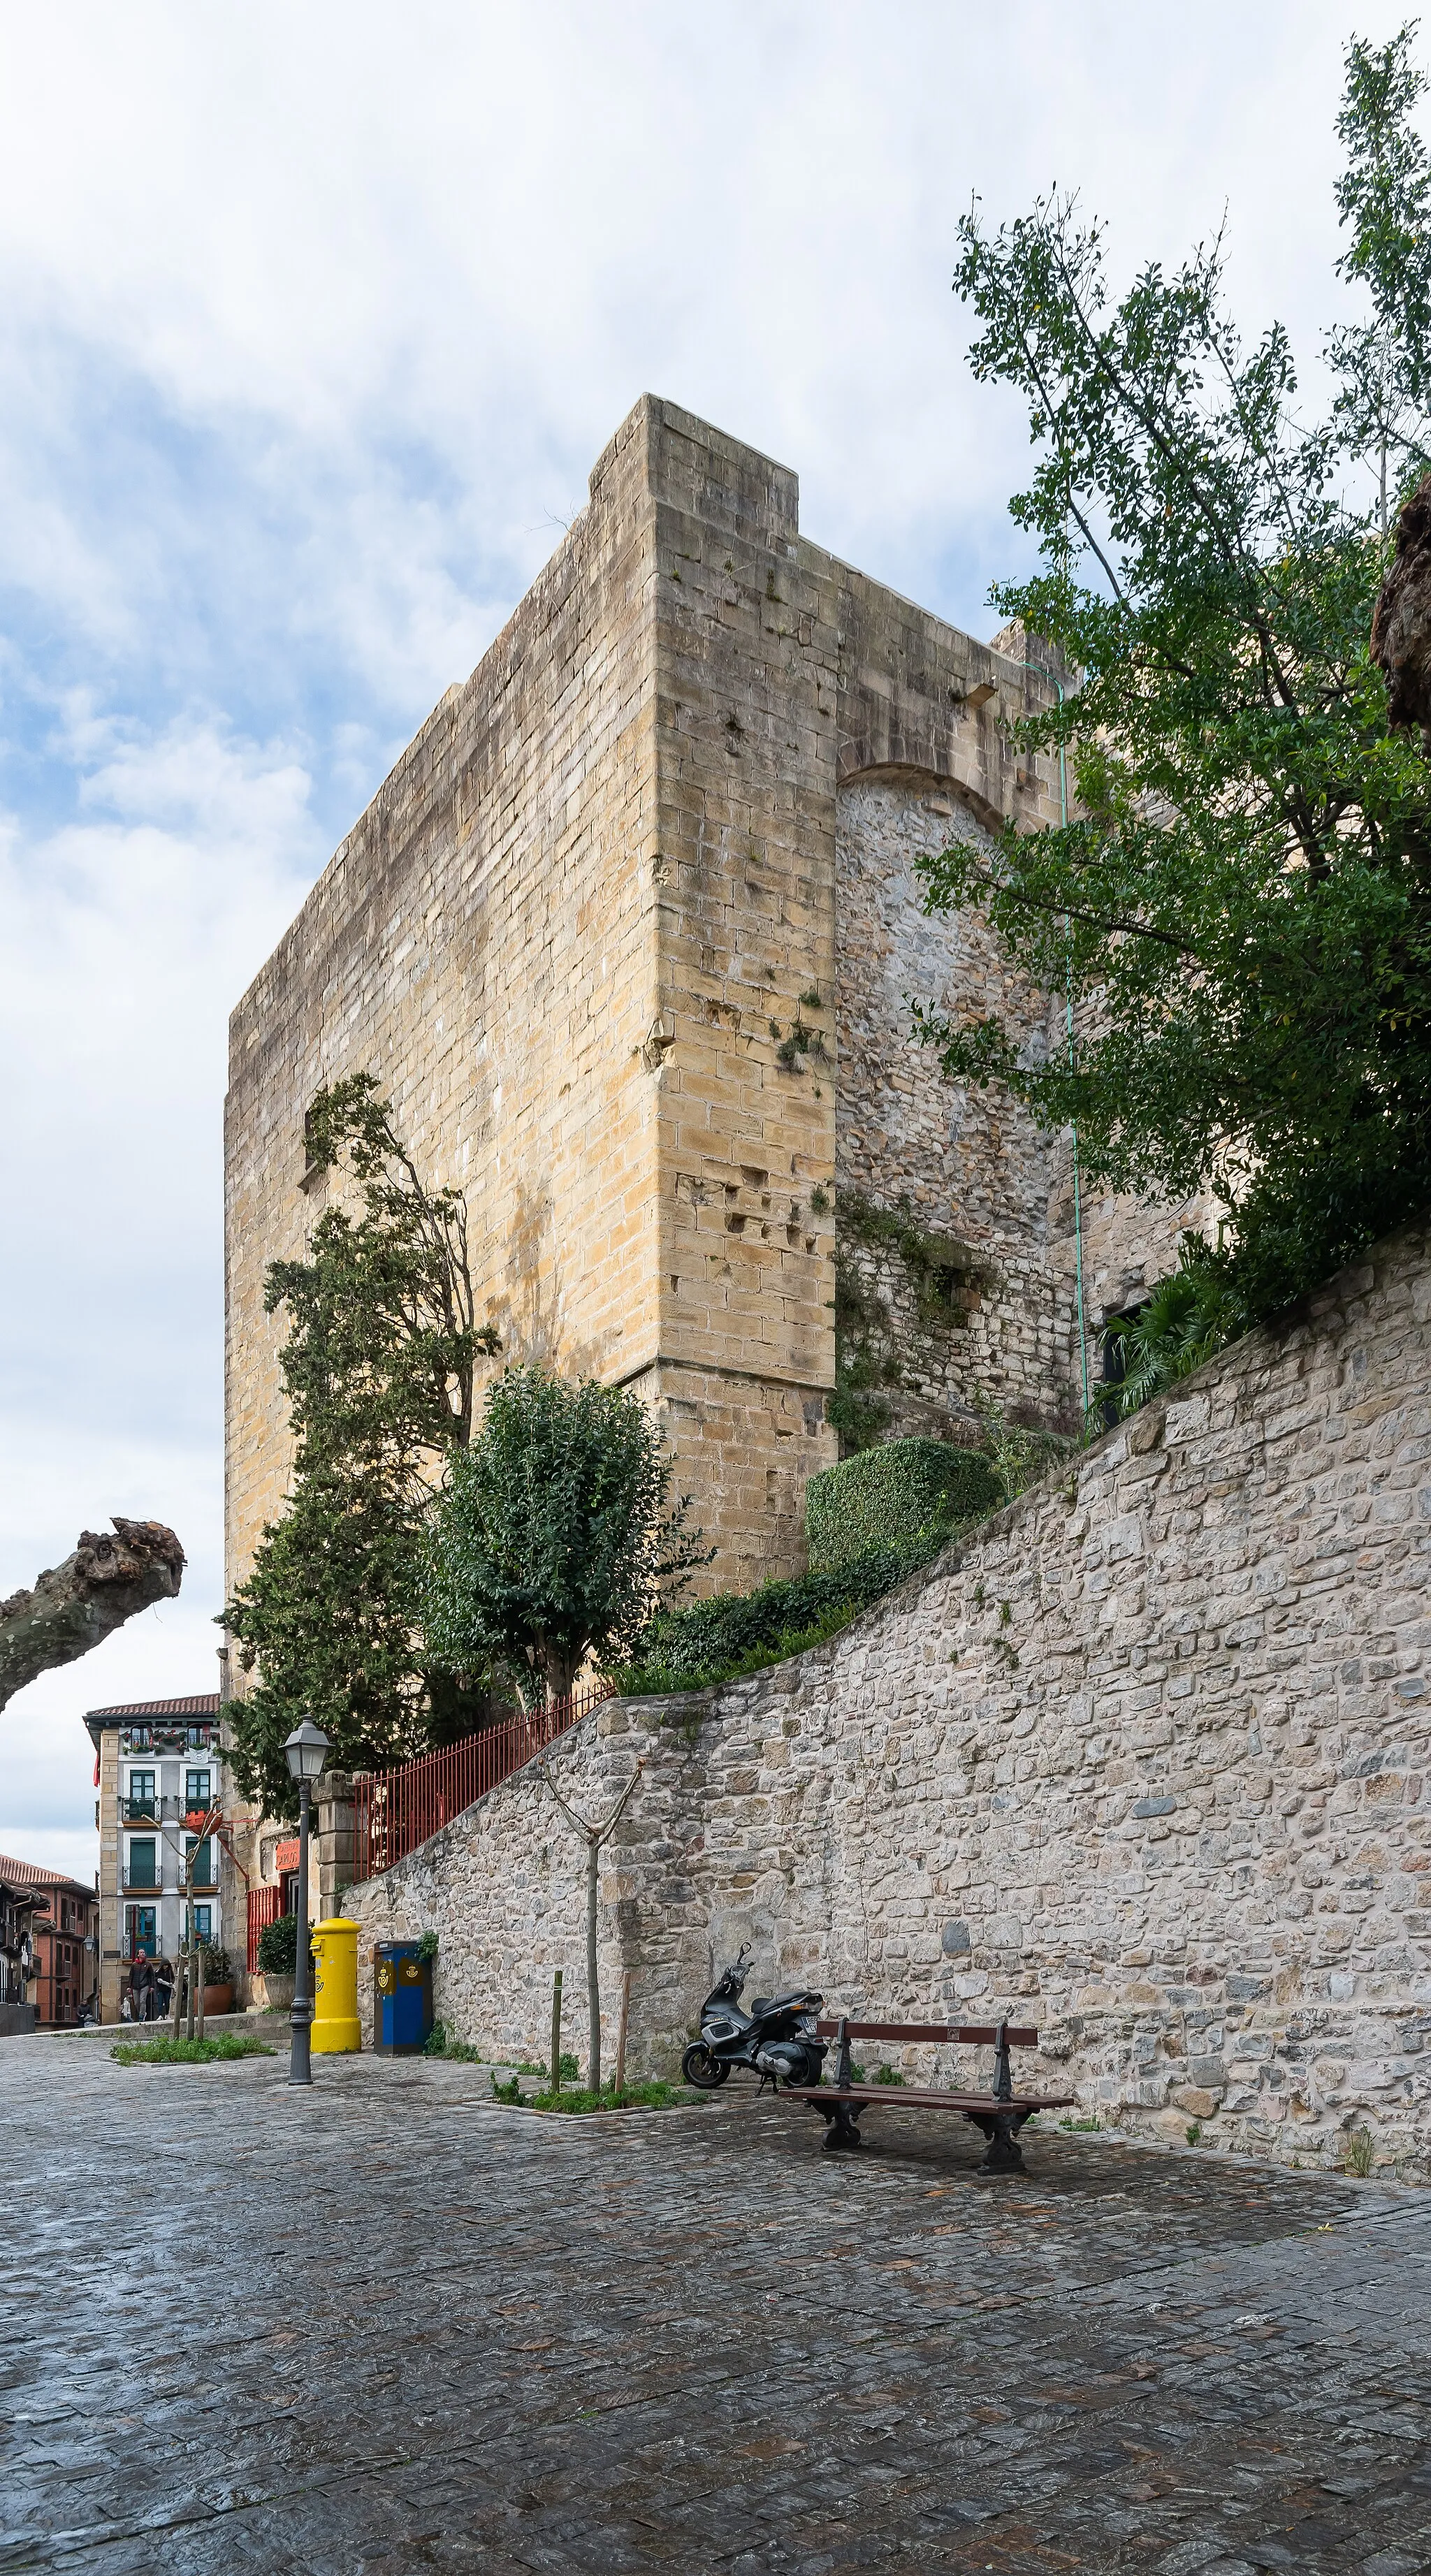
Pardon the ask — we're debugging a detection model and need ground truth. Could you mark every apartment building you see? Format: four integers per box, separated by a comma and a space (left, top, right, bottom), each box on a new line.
0, 1867, 38, 2032
85, 1692, 235, 2023
0, 1855, 98, 2024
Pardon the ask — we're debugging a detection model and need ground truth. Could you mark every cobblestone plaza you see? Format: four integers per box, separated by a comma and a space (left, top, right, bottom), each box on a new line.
3, 2035, 1430, 2573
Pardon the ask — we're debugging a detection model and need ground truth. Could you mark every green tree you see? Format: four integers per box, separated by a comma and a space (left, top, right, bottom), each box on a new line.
424, 1367, 711, 1703
916, 29, 1431, 1324
223, 1078, 500, 1814
1330, 25, 1431, 533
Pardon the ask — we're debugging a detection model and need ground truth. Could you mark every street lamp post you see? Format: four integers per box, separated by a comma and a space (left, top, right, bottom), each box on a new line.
284, 1719, 331, 2088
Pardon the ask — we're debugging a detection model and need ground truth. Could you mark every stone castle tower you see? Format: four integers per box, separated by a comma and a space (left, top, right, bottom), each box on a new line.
226, 396, 1189, 1602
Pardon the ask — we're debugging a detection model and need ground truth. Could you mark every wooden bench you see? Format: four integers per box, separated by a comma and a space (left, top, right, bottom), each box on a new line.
781, 2017, 1073, 2173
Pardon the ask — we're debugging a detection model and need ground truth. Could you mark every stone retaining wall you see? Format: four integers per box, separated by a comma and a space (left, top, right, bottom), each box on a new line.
346, 1224, 1431, 2178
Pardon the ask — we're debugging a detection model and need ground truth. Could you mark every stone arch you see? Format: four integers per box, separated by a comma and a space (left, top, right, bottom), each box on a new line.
834, 757, 1008, 842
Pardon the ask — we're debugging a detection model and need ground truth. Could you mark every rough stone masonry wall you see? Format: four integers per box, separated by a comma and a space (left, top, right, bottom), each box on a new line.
834, 776, 1077, 1437
347, 1223, 1431, 2179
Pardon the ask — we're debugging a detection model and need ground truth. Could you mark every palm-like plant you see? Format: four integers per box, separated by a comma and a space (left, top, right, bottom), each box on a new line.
1101, 1256, 1247, 1422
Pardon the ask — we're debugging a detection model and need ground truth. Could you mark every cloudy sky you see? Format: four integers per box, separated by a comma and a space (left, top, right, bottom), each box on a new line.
0, 0, 1410, 1882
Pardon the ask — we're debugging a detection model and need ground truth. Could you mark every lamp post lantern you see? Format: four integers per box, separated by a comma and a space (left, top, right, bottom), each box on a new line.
283, 1719, 330, 2087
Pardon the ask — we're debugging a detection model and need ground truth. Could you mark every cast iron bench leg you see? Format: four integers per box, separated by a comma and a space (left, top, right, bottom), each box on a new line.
967, 2110, 1030, 2174
812, 2099, 864, 2151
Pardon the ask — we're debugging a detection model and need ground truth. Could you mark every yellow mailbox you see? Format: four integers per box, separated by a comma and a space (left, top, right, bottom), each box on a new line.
310, 1915, 361, 2053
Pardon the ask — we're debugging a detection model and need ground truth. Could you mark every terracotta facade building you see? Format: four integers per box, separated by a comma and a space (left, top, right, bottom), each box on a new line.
0, 1855, 99, 2025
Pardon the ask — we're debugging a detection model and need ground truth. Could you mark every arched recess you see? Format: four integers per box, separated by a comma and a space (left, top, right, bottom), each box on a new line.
834, 757, 1010, 843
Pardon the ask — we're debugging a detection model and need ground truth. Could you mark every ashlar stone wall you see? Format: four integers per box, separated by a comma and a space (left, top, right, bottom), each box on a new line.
346, 1224, 1431, 2180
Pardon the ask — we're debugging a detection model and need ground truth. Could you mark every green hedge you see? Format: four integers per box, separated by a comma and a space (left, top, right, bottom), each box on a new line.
805, 1437, 1000, 1570
609, 1534, 943, 1697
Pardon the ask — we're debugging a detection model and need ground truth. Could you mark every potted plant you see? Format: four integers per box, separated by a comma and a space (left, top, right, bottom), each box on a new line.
199, 1941, 234, 2016
256, 1910, 297, 2010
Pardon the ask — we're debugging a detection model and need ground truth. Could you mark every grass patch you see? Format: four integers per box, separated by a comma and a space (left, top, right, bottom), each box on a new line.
531, 2080, 704, 2114
423, 2021, 484, 2062
487, 2071, 704, 2113
112, 2033, 276, 2066
1059, 2114, 1102, 2132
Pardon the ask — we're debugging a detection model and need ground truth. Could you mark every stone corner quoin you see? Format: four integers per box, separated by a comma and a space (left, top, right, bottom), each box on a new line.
224, 390, 1198, 1611
344, 1223, 1431, 2178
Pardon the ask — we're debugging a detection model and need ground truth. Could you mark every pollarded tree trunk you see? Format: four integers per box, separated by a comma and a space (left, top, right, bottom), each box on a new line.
0, 1520, 185, 1712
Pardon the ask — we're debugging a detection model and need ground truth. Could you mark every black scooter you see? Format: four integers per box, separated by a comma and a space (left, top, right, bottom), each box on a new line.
681, 1948, 827, 2091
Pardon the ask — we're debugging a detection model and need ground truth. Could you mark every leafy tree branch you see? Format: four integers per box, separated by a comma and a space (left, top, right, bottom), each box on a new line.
223, 1079, 500, 1812
919, 30, 1431, 1318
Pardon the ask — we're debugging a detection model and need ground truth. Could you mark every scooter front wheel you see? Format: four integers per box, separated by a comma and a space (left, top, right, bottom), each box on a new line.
682, 2043, 731, 2090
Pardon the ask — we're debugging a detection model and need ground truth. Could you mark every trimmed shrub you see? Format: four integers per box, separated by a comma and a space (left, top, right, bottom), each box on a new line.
805, 1437, 1000, 1570
609, 1535, 942, 1697
256, 1911, 298, 1976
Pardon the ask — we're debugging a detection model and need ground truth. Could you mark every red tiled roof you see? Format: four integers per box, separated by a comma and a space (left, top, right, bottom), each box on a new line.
84, 1692, 222, 1753
0, 1854, 95, 1898
85, 1694, 221, 1719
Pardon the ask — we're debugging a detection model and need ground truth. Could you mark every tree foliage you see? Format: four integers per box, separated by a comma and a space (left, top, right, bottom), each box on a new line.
424, 1367, 711, 1703
1331, 24, 1431, 529
916, 28, 1431, 1323
275, 1075, 494, 1468
223, 1078, 500, 1813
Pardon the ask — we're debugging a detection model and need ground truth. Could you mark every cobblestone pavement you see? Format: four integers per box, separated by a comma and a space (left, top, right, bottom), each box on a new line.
3, 2035, 1430, 2575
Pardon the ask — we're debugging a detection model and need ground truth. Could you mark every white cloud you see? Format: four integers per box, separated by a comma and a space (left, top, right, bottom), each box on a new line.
0, 721, 322, 1859
0, 0, 1416, 1865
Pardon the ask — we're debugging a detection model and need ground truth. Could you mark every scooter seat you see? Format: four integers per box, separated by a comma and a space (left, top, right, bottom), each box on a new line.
752, 1991, 806, 2017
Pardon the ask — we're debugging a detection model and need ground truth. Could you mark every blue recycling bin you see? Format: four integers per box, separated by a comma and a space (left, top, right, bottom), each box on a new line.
373, 1940, 434, 2055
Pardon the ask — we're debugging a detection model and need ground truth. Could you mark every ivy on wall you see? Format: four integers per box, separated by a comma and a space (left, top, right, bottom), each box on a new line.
830, 1191, 994, 1455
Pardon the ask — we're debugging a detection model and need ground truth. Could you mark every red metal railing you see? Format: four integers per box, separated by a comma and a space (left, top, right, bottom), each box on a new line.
247, 1885, 284, 1972
352, 1683, 613, 1882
